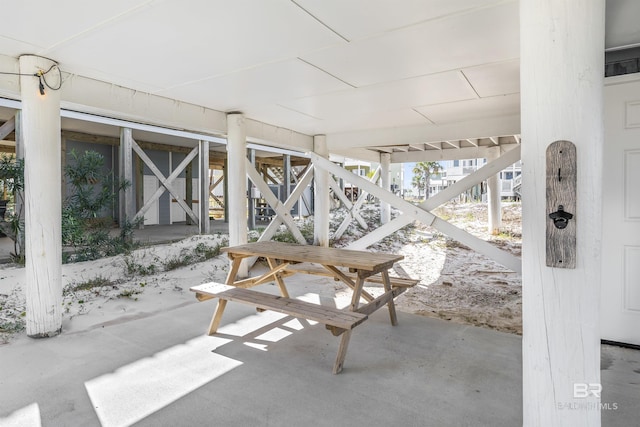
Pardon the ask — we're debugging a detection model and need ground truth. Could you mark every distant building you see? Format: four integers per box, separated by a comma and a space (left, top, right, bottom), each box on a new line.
431, 158, 522, 201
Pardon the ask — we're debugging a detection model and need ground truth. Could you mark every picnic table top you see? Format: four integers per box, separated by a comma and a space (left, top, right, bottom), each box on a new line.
221, 241, 403, 272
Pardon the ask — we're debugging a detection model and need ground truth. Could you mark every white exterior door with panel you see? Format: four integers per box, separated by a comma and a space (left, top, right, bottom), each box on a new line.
601, 75, 640, 346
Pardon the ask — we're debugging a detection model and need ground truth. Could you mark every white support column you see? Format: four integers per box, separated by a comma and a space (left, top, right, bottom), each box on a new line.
521, 1, 604, 426
283, 154, 291, 202
199, 139, 210, 234
19, 55, 62, 337
14, 112, 24, 257
247, 149, 256, 230
227, 113, 248, 277
313, 135, 329, 247
486, 146, 501, 234
119, 128, 134, 227
380, 153, 391, 224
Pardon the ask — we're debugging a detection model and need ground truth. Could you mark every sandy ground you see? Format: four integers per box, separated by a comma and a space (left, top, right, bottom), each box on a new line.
0, 202, 522, 344
394, 205, 522, 335
333, 201, 522, 335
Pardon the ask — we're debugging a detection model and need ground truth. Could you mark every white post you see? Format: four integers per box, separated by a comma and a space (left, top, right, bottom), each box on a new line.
380, 153, 391, 224
226, 113, 248, 277
283, 154, 291, 202
486, 146, 501, 234
119, 128, 134, 227
19, 55, 62, 337
14, 112, 25, 256
199, 139, 210, 234
313, 135, 329, 247
521, 1, 604, 426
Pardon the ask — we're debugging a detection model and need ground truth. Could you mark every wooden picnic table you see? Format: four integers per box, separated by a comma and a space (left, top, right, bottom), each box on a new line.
190, 241, 417, 374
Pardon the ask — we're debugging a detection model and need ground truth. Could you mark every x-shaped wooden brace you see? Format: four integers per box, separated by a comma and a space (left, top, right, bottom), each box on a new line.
330, 166, 380, 240
246, 159, 313, 245
208, 172, 225, 209
290, 164, 312, 214
0, 117, 15, 140
309, 150, 522, 273
245, 158, 314, 245
345, 146, 523, 252
132, 139, 199, 224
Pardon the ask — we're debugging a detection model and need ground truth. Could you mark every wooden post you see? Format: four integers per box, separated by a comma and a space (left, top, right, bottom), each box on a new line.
19, 55, 62, 338
313, 135, 329, 247
185, 161, 193, 225
14, 112, 23, 160
247, 149, 256, 230
223, 158, 229, 222
380, 153, 391, 225
283, 154, 291, 203
13, 111, 24, 265
227, 113, 248, 277
487, 146, 501, 234
521, 1, 604, 425
199, 139, 210, 234
61, 136, 66, 202
119, 128, 134, 227
135, 153, 144, 228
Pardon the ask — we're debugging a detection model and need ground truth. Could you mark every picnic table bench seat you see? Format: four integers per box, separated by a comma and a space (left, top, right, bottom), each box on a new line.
283, 262, 419, 288
191, 282, 368, 331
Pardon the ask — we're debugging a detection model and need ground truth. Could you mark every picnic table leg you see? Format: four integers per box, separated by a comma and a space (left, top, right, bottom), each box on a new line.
207, 299, 227, 335
381, 270, 399, 326
332, 274, 367, 373
333, 330, 352, 374
206, 257, 242, 335
267, 257, 290, 298
349, 274, 366, 311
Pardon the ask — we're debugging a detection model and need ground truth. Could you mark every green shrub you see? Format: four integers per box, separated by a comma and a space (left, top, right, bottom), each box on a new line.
62, 149, 139, 262
65, 275, 114, 294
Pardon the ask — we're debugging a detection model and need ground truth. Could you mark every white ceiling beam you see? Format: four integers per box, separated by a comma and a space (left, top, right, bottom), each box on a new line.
489, 136, 500, 145
466, 138, 479, 147
408, 143, 424, 151
390, 143, 519, 163
326, 115, 521, 150
377, 147, 394, 153
426, 142, 442, 150
444, 140, 460, 149
329, 147, 383, 163
245, 119, 313, 152
58, 74, 315, 152
513, 134, 521, 144
390, 145, 409, 152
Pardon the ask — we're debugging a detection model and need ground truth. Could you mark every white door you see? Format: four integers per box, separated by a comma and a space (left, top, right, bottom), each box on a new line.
601, 75, 640, 346
170, 178, 199, 223
171, 177, 186, 223
143, 175, 159, 225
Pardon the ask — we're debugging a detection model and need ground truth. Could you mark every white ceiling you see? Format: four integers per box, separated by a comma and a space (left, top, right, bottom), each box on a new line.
0, 0, 639, 152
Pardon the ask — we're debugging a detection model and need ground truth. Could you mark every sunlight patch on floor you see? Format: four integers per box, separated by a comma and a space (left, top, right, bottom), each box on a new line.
0, 403, 41, 427
84, 292, 354, 426
217, 294, 322, 351
85, 335, 241, 427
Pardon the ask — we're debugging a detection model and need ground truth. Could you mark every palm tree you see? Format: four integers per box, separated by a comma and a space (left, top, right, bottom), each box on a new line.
412, 161, 442, 200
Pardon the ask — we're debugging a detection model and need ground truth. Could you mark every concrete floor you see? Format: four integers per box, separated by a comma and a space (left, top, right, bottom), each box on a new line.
0, 222, 638, 426
0, 289, 638, 426
0, 298, 524, 427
